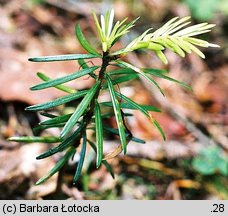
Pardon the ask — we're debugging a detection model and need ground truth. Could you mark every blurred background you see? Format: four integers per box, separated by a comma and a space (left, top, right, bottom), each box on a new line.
0, 0, 227, 200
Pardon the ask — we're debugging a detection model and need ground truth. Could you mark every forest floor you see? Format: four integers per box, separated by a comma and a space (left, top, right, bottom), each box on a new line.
0, 0, 227, 200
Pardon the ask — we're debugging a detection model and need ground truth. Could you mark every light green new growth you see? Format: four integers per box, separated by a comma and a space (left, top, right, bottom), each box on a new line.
93, 9, 139, 52
107, 15, 219, 63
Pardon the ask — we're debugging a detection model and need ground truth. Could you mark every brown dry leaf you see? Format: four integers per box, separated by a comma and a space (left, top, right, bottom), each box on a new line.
0, 4, 101, 105
103, 143, 123, 160
0, 143, 56, 199
0, 48, 68, 104
165, 179, 200, 200
0, 39, 98, 105
173, 179, 200, 189
165, 182, 182, 200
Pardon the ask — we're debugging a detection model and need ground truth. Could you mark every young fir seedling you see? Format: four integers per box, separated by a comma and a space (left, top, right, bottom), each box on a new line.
9, 9, 219, 185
